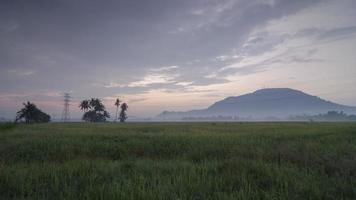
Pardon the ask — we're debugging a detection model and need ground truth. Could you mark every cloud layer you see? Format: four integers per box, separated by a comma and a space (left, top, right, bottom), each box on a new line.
1, 0, 356, 118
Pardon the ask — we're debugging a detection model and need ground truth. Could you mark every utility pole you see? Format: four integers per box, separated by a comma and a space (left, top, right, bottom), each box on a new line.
61, 93, 71, 122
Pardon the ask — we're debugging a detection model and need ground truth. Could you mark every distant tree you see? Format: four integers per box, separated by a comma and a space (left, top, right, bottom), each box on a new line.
15, 101, 51, 123
290, 110, 356, 121
79, 98, 110, 122
79, 100, 90, 111
114, 98, 121, 122
119, 103, 128, 122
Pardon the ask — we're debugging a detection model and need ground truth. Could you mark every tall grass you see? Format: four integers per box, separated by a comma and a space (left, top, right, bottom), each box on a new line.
0, 122, 16, 131
0, 122, 355, 199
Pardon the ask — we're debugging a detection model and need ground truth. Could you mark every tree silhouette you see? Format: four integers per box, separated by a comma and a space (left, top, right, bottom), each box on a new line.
119, 103, 128, 122
79, 98, 110, 122
79, 100, 90, 111
15, 101, 51, 123
114, 98, 121, 122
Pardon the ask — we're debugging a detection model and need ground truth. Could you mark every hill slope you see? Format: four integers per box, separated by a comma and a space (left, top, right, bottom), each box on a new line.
157, 88, 356, 120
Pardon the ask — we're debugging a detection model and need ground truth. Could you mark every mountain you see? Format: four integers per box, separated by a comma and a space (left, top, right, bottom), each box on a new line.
157, 88, 356, 120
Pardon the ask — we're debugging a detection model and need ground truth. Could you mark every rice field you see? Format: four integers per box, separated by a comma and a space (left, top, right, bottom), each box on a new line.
0, 122, 355, 199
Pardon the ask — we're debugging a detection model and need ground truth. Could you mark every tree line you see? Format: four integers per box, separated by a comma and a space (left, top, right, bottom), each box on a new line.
290, 111, 356, 121
15, 98, 128, 123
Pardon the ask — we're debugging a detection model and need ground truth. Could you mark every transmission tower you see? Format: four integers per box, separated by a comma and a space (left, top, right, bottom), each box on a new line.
61, 93, 71, 122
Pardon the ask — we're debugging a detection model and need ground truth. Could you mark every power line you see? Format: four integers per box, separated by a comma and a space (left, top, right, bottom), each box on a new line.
61, 93, 71, 122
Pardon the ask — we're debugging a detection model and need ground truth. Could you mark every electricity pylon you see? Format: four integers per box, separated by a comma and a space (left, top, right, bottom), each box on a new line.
61, 93, 71, 122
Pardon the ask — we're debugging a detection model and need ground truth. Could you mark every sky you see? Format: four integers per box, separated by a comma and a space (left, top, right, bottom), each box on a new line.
1, 0, 356, 120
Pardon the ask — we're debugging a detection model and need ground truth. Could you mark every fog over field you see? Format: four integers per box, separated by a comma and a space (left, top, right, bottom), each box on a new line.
1, 0, 356, 120
158, 88, 356, 120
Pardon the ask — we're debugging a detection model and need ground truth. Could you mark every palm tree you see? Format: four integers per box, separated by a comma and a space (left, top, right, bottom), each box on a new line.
80, 98, 110, 122
119, 103, 128, 122
79, 100, 90, 111
114, 98, 121, 122
15, 101, 50, 123
16, 102, 34, 123
90, 98, 105, 112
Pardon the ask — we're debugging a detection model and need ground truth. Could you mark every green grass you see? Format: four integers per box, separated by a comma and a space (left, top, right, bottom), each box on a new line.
0, 122, 355, 199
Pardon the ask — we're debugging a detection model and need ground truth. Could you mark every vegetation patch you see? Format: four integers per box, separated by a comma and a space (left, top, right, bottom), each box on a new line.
0, 122, 16, 131
0, 122, 355, 199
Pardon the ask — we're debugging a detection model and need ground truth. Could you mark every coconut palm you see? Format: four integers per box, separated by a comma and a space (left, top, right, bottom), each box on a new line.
15, 101, 51, 123
90, 98, 105, 112
80, 98, 110, 122
114, 98, 121, 122
119, 103, 128, 122
79, 100, 90, 111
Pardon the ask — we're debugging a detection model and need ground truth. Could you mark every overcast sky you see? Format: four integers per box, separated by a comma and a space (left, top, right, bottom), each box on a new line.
1, 0, 356, 119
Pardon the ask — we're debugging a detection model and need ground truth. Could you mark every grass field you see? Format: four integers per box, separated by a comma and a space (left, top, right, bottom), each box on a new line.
0, 122, 355, 199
